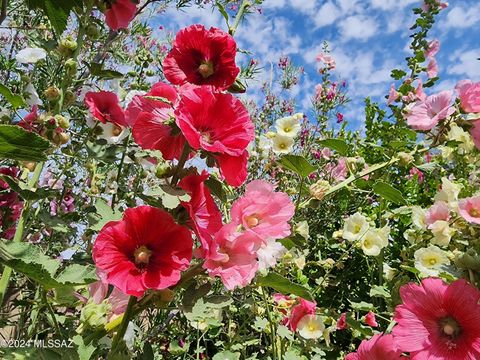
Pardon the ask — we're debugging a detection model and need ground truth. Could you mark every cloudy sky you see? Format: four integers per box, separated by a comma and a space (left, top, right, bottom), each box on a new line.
150, 0, 480, 129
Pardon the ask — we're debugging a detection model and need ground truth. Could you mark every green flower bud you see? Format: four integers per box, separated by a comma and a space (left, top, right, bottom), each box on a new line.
80, 300, 111, 329
58, 37, 77, 57
55, 115, 70, 129
64, 59, 77, 77
44, 86, 60, 101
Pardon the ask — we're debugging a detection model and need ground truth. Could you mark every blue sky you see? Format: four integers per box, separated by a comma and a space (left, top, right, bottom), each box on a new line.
149, 0, 480, 129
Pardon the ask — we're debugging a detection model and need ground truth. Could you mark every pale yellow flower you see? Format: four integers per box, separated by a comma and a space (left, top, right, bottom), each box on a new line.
429, 220, 455, 246
275, 115, 301, 138
272, 134, 294, 154
297, 314, 325, 340
342, 213, 369, 241
414, 245, 450, 277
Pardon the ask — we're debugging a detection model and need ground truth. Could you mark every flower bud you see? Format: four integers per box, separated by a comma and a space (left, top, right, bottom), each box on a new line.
55, 115, 70, 129
23, 162, 36, 172
80, 300, 111, 329
52, 131, 70, 145
64, 59, 77, 77
85, 24, 100, 39
44, 86, 60, 101
63, 90, 76, 107
58, 37, 77, 57
398, 152, 414, 166
155, 163, 171, 178
309, 180, 330, 201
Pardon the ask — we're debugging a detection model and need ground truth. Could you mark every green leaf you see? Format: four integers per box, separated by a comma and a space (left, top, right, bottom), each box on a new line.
256, 273, 314, 301
373, 181, 406, 205
0, 84, 26, 109
88, 62, 124, 79
55, 264, 97, 285
318, 138, 349, 156
349, 300, 374, 311
0, 125, 52, 161
146, 185, 190, 209
89, 198, 122, 231
0, 175, 55, 201
0, 241, 61, 288
280, 155, 317, 178
345, 314, 374, 337
26, 0, 81, 35
370, 285, 391, 299
390, 69, 407, 80
72, 335, 96, 360
205, 176, 227, 202
212, 351, 240, 360
215, 1, 230, 25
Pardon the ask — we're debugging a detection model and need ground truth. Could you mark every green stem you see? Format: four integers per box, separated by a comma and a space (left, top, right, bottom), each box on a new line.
170, 144, 190, 186
109, 295, 137, 354
261, 287, 277, 360
42, 288, 63, 338
111, 134, 131, 209
0, 162, 44, 307
229, 0, 251, 35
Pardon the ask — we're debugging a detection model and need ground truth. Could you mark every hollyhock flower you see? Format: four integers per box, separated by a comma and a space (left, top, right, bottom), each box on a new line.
163, 24, 239, 90
427, 58, 438, 78
203, 223, 261, 290
393, 278, 480, 359
456, 80, 480, 114
471, 120, 480, 150
175, 86, 253, 185
272, 134, 294, 154
411, 206, 427, 230
425, 201, 450, 226
415, 79, 427, 101
126, 81, 178, 126
86, 116, 128, 145
387, 84, 399, 105
316, 52, 336, 70
297, 314, 325, 339
409, 167, 424, 183
286, 298, 317, 331
458, 196, 480, 224
337, 313, 348, 330
85, 91, 127, 127
24, 83, 43, 107
343, 213, 370, 242
257, 238, 287, 270
429, 220, 455, 246
15, 47, 46, 64
104, 0, 138, 31
434, 177, 463, 209
364, 311, 378, 327
87, 270, 130, 318
447, 123, 474, 154
425, 39, 440, 58
92, 205, 193, 297
178, 171, 222, 254
422, 0, 448, 11
345, 333, 404, 360
414, 245, 450, 277
406, 91, 455, 131
360, 227, 389, 256
324, 158, 348, 182
230, 180, 295, 241
275, 113, 302, 138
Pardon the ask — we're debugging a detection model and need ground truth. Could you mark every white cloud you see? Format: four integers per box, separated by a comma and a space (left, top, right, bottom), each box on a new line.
448, 49, 480, 79
339, 15, 378, 41
314, 2, 341, 28
442, 3, 480, 29
369, 0, 418, 10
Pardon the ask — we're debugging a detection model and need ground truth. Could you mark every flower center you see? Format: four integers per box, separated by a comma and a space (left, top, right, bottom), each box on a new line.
279, 143, 286, 149
439, 317, 462, 339
198, 61, 214, 78
469, 208, 480, 217
134, 245, 152, 266
284, 127, 291, 133
308, 324, 316, 332
363, 239, 372, 248
111, 124, 123, 137
429, 258, 437, 266
245, 215, 260, 228
354, 224, 362, 233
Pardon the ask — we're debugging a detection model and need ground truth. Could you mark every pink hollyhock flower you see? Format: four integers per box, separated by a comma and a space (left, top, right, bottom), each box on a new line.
345, 333, 404, 360
104, 0, 138, 31
415, 79, 427, 101
87, 270, 130, 317
230, 180, 295, 241
203, 223, 261, 290
324, 158, 348, 182
17, 105, 39, 132
458, 196, 480, 224
364, 311, 378, 327
409, 167, 424, 183
470, 120, 480, 150
93, 205, 193, 297
178, 171, 223, 254
337, 312, 348, 330
387, 84, 399, 105
455, 80, 480, 113
163, 25, 240, 90
392, 278, 480, 359
85, 91, 127, 127
175, 86, 254, 186
425, 201, 450, 226
427, 58, 438, 78
287, 298, 317, 331
316, 52, 336, 70
425, 40, 440, 59
126, 81, 178, 126
422, 0, 448, 11
406, 91, 455, 131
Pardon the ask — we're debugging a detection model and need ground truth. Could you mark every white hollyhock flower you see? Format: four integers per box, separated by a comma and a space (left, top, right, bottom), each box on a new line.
257, 238, 287, 271
295, 221, 309, 240
414, 245, 450, 277
411, 206, 427, 230
360, 228, 388, 256
24, 83, 43, 106
434, 177, 463, 209
447, 123, 474, 154
342, 212, 369, 241
275, 113, 302, 138
297, 314, 325, 340
87, 117, 128, 145
272, 134, 294, 154
16, 47, 47, 64
429, 220, 455, 246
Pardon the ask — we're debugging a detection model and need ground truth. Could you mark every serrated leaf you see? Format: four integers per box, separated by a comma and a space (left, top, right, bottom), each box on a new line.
212, 351, 240, 360
26, 0, 81, 35
0, 84, 26, 109
370, 285, 391, 299
373, 181, 406, 205
55, 264, 97, 285
280, 155, 317, 178
256, 273, 314, 301
72, 335, 96, 360
318, 138, 349, 156
89, 198, 122, 231
0, 125, 52, 161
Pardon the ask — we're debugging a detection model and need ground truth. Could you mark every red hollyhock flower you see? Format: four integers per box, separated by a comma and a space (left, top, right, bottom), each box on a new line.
92, 205, 193, 297
131, 82, 187, 160
163, 24, 240, 90
175, 86, 254, 186
85, 91, 127, 127
104, 0, 138, 31
178, 171, 222, 255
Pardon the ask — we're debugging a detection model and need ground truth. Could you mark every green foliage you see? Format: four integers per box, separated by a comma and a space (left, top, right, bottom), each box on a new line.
0, 125, 52, 161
